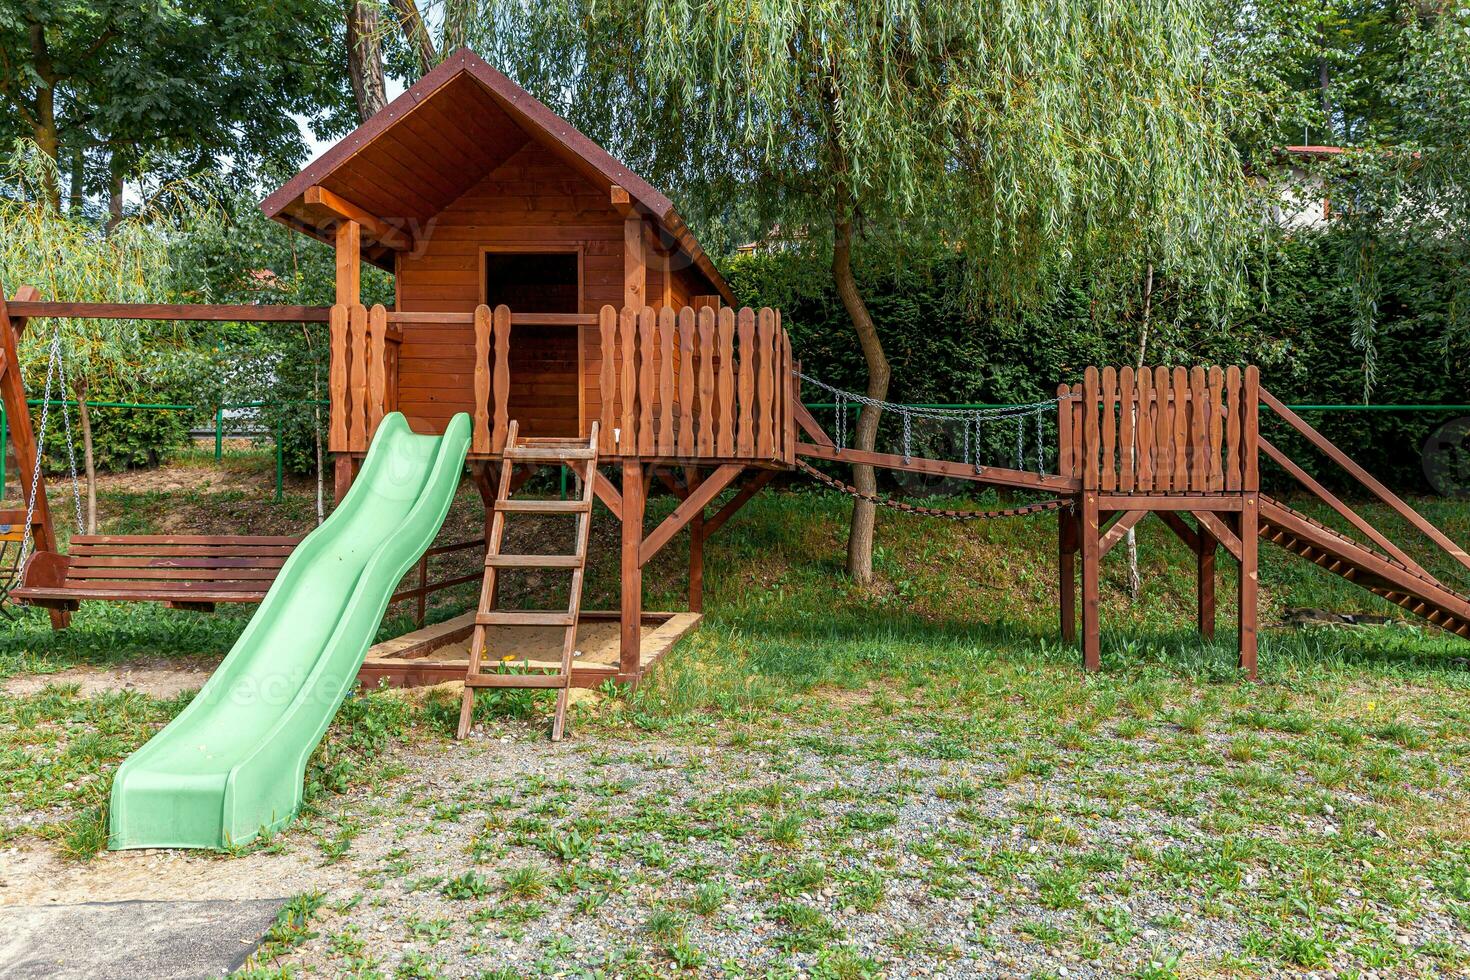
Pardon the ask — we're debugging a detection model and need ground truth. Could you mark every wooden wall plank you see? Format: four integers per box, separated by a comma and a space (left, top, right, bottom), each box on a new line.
697, 306, 716, 454
736, 308, 756, 456
756, 308, 775, 458
368, 304, 388, 434
717, 308, 735, 456
492, 304, 512, 452
657, 306, 675, 455
1136, 368, 1154, 491
637, 307, 655, 455
1171, 367, 1189, 492
1099, 366, 1118, 492
620, 307, 637, 455
1207, 366, 1224, 491
1224, 365, 1242, 490
1118, 366, 1135, 492
1082, 367, 1099, 490
329, 304, 349, 452
348, 304, 368, 450
598, 305, 616, 454
677, 307, 696, 457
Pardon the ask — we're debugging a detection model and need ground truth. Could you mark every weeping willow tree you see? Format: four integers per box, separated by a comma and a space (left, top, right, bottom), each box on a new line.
456, 0, 1251, 582
0, 144, 219, 531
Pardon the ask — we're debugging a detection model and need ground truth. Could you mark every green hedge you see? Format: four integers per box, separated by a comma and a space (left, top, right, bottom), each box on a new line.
728, 234, 1468, 494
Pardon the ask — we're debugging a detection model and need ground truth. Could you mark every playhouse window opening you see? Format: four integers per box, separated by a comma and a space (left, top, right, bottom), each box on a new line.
484, 252, 579, 313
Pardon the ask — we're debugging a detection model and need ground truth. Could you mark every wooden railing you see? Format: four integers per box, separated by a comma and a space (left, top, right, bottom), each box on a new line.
1060, 365, 1259, 493
596, 304, 796, 463
328, 303, 402, 453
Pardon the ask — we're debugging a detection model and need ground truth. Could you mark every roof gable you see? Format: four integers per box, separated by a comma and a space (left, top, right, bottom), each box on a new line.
261, 49, 731, 302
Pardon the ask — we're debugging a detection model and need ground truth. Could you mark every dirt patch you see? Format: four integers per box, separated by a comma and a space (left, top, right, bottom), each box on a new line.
0, 844, 335, 907
2, 658, 220, 698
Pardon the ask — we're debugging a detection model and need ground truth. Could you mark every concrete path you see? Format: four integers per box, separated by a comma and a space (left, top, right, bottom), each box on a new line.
0, 898, 284, 979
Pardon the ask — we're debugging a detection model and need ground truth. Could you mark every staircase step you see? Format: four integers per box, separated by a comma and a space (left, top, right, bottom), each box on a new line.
476, 610, 576, 627
485, 554, 583, 568
503, 446, 597, 461
465, 672, 569, 689
495, 499, 591, 514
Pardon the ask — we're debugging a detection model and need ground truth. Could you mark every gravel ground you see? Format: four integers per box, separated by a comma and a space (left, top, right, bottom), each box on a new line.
259, 716, 1470, 979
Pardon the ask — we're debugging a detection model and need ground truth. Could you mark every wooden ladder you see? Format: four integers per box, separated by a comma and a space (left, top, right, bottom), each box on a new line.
456, 420, 600, 741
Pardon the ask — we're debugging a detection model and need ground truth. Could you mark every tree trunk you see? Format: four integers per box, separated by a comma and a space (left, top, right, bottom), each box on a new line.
106, 166, 124, 233
346, 1, 388, 123
73, 376, 97, 534
389, 0, 437, 74
28, 20, 61, 208
67, 150, 84, 216
1125, 263, 1155, 601
833, 205, 889, 585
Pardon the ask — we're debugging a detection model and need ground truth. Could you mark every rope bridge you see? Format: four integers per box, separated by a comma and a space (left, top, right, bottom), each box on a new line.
797, 372, 1060, 475
793, 372, 1072, 519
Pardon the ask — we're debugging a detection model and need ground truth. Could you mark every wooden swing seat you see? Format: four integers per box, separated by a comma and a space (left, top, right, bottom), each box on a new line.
13, 534, 303, 611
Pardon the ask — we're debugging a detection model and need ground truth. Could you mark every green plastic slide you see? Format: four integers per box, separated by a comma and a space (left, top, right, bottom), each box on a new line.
108, 412, 471, 850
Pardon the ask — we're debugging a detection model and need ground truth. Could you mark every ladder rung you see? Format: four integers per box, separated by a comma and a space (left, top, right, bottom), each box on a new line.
495, 499, 591, 514
485, 554, 582, 568
476, 610, 576, 627
503, 446, 597, 461
465, 672, 569, 689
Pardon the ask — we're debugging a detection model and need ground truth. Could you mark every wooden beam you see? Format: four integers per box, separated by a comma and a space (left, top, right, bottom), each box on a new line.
335, 219, 361, 306
702, 470, 776, 539
1198, 527, 1218, 640
0, 287, 68, 628
686, 467, 704, 612
1156, 511, 1200, 552
1191, 510, 1243, 561
623, 213, 646, 310
1261, 387, 1470, 574
797, 442, 1078, 493
305, 185, 412, 252
1239, 494, 1259, 678
1080, 491, 1101, 670
1099, 511, 1146, 556
593, 471, 623, 522
5, 301, 332, 322
1059, 508, 1077, 643
793, 402, 834, 448
610, 184, 635, 216
639, 464, 742, 567
1258, 435, 1429, 579
620, 460, 645, 678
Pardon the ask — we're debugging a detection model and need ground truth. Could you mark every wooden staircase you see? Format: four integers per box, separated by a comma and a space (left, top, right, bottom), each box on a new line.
1259, 496, 1470, 638
456, 421, 600, 741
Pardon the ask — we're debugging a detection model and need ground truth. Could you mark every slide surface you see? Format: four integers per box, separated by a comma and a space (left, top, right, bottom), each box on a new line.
109, 412, 471, 850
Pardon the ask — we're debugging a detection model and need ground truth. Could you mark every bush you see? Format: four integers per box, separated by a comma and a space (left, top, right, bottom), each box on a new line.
727, 233, 1468, 493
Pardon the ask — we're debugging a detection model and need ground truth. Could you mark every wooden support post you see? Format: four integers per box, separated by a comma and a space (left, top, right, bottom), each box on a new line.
620, 459, 645, 680
686, 467, 704, 613
334, 220, 361, 305
1059, 508, 1077, 644
1238, 494, 1259, 678
1197, 524, 1217, 640
0, 287, 68, 628
1080, 491, 1101, 670
333, 219, 362, 500
333, 455, 359, 505
623, 215, 646, 311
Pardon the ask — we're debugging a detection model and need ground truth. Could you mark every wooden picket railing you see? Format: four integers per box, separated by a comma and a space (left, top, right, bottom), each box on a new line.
1059, 365, 1259, 493
596, 304, 796, 463
328, 303, 401, 453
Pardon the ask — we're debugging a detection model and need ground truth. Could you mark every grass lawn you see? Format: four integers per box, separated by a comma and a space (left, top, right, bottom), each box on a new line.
2, 451, 1469, 977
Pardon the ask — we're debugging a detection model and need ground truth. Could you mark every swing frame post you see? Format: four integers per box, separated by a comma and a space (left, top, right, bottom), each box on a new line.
0, 288, 68, 627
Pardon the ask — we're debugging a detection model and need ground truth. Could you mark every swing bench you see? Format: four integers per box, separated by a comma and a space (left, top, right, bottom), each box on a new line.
0, 303, 302, 619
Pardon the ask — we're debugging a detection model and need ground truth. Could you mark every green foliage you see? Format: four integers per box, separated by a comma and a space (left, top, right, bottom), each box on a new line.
0, 0, 353, 207
731, 231, 1468, 490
